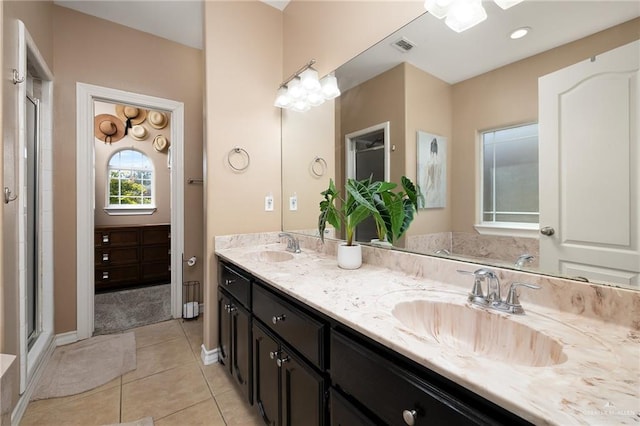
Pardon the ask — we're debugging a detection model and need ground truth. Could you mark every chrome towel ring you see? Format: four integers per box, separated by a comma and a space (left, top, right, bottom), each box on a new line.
227, 147, 250, 172
311, 156, 327, 177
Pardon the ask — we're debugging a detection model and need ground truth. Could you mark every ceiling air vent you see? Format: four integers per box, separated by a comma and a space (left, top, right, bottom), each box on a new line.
392, 37, 415, 53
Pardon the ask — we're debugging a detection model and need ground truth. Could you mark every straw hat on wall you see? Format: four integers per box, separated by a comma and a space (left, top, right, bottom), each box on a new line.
148, 111, 168, 129
152, 135, 169, 152
94, 114, 125, 143
130, 125, 149, 141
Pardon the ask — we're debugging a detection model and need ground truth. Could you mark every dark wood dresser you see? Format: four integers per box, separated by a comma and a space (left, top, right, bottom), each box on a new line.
94, 224, 171, 292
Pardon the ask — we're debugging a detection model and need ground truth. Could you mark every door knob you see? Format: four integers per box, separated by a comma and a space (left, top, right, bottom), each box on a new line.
402, 409, 418, 425
272, 314, 286, 324
276, 356, 290, 367
540, 226, 555, 236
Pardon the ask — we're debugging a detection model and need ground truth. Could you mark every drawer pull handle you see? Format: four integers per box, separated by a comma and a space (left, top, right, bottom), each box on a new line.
276, 356, 290, 367
269, 350, 279, 360
224, 278, 236, 286
102, 234, 109, 243
402, 409, 417, 426
102, 253, 109, 262
102, 271, 109, 280
272, 314, 286, 324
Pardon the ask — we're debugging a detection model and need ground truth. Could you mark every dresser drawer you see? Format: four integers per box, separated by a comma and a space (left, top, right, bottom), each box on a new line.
253, 283, 325, 369
141, 245, 170, 262
219, 263, 251, 308
95, 265, 139, 291
141, 226, 170, 245
95, 228, 139, 247
95, 247, 139, 266
330, 330, 495, 426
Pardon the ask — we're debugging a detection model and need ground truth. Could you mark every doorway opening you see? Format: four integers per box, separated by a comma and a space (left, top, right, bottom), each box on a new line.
76, 83, 185, 340
345, 122, 390, 242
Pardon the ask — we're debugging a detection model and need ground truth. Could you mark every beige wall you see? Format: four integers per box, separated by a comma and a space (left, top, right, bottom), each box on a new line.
203, 1, 283, 351
451, 18, 640, 233
93, 101, 171, 227
404, 63, 453, 236
52, 6, 204, 333
283, 1, 425, 77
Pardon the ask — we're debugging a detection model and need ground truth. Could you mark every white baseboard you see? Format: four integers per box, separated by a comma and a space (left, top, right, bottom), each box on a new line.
11, 335, 56, 426
55, 330, 78, 346
200, 345, 219, 365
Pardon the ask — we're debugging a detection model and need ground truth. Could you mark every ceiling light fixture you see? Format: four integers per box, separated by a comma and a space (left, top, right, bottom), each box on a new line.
424, 0, 525, 33
509, 26, 531, 39
274, 59, 341, 112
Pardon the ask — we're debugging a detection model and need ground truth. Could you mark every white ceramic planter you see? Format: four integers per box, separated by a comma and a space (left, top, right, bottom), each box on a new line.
337, 244, 362, 269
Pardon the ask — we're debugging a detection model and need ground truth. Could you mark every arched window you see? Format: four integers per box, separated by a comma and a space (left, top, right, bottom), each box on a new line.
107, 150, 155, 212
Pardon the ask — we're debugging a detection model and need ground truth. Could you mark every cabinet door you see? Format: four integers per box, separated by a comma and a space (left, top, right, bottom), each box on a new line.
233, 303, 252, 404
280, 347, 325, 426
330, 388, 377, 426
254, 322, 280, 426
218, 290, 231, 372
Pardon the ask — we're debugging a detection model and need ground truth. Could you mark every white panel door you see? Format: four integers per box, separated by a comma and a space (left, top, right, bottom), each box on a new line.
539, 40, 639, 287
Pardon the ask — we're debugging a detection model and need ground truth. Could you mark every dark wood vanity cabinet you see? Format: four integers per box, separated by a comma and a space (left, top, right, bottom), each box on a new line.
216, 259, 529, 426
218, 263, 253, 404
94, 224, 170, 292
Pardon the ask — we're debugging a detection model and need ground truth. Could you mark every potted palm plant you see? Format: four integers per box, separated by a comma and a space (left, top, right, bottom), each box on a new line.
318, 176, 419, 269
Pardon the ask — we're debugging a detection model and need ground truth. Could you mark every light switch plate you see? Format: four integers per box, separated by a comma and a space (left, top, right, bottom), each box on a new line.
265, 195, 274, 211
289, 195, 298, 211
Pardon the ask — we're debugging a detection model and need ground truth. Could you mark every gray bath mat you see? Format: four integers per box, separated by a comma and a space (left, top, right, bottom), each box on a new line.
31, 332, 136, 400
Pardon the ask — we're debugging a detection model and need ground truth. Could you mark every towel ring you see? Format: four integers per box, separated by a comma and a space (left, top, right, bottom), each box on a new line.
311, 156, 327, 177
227, 147, 250, 172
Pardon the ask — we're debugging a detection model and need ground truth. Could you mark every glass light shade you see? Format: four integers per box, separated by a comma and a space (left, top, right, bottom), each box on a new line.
445, 0, 487, 33
424, 0, 454, 19
299, 68, 321, 92
320, 74, 341, 99
287, 78, 305, 100
307, 91, 326, 107
494, 0, 523, 10
274, 87, 292, 108
291, 99, 311, 112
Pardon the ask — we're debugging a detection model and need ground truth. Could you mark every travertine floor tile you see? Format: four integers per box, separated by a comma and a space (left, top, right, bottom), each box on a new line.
155, 398, 225, 426
123, 336, 196, 383
215, 386, 264, 426
21, 386, 120, 426
121, 363, 210, 422
131, 319, 186, 348
201, 362, 235, 397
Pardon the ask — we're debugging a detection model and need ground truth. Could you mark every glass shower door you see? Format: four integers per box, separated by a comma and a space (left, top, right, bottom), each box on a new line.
26, 94, 40, 350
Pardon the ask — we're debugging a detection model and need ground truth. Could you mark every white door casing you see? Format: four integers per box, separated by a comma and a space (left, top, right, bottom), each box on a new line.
539, 40, 639, 287
76, 84, 184, 340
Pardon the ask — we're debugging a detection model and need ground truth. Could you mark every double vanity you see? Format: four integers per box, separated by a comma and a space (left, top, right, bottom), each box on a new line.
215, 232, 639, 425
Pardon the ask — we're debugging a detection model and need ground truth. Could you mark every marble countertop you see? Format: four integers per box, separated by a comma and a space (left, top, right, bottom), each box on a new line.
216, 243, 640, 425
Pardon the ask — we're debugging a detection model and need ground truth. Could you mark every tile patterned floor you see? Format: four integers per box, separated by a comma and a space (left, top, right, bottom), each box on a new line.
21, 318, 264, 426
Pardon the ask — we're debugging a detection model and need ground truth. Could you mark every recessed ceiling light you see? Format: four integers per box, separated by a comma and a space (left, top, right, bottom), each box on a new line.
509, 26, 531, 40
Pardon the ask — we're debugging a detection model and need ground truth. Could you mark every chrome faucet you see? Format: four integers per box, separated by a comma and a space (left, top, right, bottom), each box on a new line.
278, 232, 301, 253
457, 268, 540, 314
514, 254, 535, 269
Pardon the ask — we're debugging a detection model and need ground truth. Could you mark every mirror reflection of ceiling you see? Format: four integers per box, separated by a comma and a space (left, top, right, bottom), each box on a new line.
337, 1, 640, 90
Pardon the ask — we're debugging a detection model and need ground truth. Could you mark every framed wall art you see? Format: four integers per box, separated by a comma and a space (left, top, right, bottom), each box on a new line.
417, 131, 447, 209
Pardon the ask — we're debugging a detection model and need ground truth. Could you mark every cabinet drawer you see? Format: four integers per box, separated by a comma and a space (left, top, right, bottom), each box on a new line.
95, 228, 139, 247
330, 330, 495, 426
141, 226, 170, 245
95, 247, 139, 266
330, 388, 377, 426
95, 265, 138, 285
219, 263, 251, 308
141, 245, 170, 262
141, 262, 170, 282
253, 283, 325, 369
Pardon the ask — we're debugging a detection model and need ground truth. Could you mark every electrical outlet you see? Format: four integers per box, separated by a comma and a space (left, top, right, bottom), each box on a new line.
265, 194, 274, 211
289, 194, 298, 211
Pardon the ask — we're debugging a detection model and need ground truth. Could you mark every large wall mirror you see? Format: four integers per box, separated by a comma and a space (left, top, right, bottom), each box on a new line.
281, 1, 639, 290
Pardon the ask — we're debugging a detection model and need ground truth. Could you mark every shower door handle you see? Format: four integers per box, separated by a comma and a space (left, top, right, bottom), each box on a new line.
4, 187, 17, 204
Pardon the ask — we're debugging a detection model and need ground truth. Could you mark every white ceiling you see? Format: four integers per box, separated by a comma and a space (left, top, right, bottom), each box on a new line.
337, 1, 640, 90
54, 1, 638, 87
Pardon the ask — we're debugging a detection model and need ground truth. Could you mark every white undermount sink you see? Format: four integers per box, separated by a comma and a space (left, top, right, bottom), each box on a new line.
392, 300, 567, 367
254, 250, 295, 263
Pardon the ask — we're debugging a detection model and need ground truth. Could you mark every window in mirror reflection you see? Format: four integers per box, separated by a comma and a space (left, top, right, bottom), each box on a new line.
481, 123, 538, 225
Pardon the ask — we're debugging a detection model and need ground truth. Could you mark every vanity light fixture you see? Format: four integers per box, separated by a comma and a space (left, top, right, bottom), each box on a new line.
274, 59, 341, 112
509, 26, 531, 40
424, 0, 524, 33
